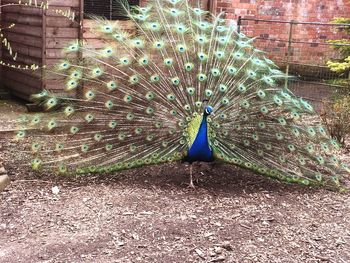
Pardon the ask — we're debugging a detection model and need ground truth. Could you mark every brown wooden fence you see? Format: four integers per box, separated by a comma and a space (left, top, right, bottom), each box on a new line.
1, 0, 82, 100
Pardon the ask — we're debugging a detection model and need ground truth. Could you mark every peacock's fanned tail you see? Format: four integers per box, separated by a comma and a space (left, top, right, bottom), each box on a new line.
14, 0, 349, 190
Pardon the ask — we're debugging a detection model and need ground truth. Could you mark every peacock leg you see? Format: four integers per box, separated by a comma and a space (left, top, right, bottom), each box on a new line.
188, 164, 195, 189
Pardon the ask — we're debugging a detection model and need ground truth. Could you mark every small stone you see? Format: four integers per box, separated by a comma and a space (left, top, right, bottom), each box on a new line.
261, 220, 270, 226
140, 211, 154, 215
137, 244, 148, 248
214, 246, 223, 254
209, 256, 226, 262
204, 232, 214, 238
209, 250, 217, 257
0, 175, 10, 192
52, 186, 60, 195
217, 241, 233, 251
132, 233, 140, 240
122, 212, 134, 216
195, 248, 206, 259
117, 241, 125, 247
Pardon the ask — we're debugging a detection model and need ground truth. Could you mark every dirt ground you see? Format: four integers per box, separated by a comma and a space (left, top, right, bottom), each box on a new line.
0, 99, 350, 263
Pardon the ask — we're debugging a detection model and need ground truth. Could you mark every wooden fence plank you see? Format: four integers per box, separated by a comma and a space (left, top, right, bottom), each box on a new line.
46, 38, 75, 48
9, 42, 42, 58
46, 16, 78, 28
1, 57, 42, 75
1, 0, 80, 7
46, 27, 79, 38
2, 4, 76, 17
2, 23, 42, 37
4, 32, 43, 48
3, 70, 41, 91
2, 12, 42, 26
46, 49, 78, 59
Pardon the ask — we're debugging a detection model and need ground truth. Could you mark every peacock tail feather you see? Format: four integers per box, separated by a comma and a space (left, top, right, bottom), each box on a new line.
13, 0, 349, 190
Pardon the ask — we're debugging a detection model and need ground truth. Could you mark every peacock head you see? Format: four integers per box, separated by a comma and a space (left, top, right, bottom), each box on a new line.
204, 105, 214, 116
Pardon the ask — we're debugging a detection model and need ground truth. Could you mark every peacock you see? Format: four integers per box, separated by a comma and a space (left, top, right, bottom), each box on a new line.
10, 0, 350, 190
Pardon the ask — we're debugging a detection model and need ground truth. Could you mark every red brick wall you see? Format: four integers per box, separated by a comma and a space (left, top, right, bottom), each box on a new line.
217, 0, 350, 22
141, 0, 350, 22
140, 0, 350, 64
217, 0, 350, 65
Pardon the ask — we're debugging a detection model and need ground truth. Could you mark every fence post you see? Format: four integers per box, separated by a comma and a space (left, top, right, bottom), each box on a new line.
285, 20, 294, 89
237, 16, 242, 34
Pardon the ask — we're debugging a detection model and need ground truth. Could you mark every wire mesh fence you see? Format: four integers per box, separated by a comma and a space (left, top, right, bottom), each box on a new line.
237, 17, 350, 111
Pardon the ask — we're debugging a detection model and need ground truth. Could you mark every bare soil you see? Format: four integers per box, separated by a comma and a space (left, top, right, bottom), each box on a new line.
0, 99, 350, 263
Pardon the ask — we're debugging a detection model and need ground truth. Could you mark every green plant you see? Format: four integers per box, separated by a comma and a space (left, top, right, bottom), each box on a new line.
326, 15, 350, 74
321, 96, 350, 146
323, 7, 350, 146
325, 78, 350, 87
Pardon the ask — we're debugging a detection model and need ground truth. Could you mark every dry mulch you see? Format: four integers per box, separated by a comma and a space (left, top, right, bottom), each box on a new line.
0, 99, 350, 263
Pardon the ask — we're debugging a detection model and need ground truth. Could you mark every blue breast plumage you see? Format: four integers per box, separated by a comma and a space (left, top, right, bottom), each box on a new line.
185, 115, 214, 163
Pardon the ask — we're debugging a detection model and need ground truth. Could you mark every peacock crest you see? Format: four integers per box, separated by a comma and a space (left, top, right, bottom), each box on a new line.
12, 0, 349, 190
